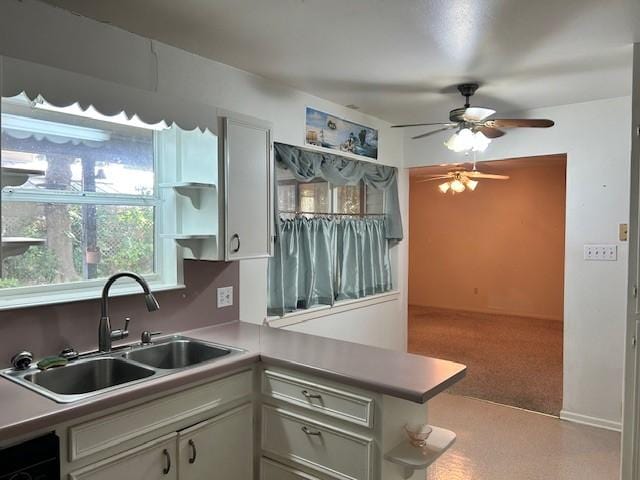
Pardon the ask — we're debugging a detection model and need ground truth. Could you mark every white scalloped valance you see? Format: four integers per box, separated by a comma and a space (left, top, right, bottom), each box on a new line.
1, 56, 219, 134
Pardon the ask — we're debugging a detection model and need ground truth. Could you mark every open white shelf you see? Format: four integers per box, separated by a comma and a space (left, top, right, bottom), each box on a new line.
384, 426, 456, 479
1, 237, 46, 258
161, 234, 216, 258
1, 166, 46, 189
160, 182, 216, 209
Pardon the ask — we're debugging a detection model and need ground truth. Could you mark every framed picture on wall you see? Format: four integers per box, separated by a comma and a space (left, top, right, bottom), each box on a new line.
305, 107, 378, 160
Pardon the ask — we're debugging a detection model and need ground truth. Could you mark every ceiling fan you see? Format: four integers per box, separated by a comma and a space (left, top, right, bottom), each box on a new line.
392, 83, 554, 151
416, 164, 509, 194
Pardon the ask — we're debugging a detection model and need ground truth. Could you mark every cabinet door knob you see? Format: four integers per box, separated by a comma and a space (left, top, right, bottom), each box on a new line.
231, 233, 241, 253
301, 390, 322, 400
162, 448, 172, 474
301, 425, 322, 436
188, 439, 197, 464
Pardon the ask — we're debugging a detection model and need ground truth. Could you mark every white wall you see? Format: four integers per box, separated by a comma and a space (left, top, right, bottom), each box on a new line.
405, 97, 632, 429
0, 0, 408, 352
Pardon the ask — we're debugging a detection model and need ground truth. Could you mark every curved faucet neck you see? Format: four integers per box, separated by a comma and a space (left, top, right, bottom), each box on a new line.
101, 272, 151, 319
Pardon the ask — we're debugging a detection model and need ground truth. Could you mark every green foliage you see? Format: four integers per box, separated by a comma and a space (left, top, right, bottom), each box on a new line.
1, 204, 154, 289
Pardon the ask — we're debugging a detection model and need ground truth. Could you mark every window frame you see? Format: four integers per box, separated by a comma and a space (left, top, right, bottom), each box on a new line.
277, 177, 383, 216
0, 129, 183, 310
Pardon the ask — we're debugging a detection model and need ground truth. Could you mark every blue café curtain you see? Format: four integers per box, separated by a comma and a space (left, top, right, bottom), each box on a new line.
267, 143, 399, 316
267, 216, 392, 315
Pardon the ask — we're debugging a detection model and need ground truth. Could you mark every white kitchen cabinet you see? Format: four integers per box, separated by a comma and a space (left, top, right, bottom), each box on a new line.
178, 403, 254, 480
69, 433, 178, 480
221, 115, 274, 261
160, 114, 273, 261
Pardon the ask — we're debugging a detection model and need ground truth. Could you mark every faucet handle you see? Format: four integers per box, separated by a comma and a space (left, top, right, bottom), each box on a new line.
141, 330, 162, 345
110, 317, 131, 342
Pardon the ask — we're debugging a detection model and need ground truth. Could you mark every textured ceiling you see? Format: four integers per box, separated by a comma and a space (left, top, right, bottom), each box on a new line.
39, 0, 640, 124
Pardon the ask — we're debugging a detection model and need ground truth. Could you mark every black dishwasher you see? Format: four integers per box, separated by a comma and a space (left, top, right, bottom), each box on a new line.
0, 432, 60, 480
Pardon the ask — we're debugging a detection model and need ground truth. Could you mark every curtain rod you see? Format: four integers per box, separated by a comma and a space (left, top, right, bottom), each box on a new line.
279, 210, 385, 217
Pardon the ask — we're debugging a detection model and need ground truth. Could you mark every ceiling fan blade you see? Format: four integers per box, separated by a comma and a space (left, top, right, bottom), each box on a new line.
416, 176, 451, 183
462, 107, 496, 122
411, 126, 457, 140
415, 174, 453, 179
465, 172, 510, 180
392, 122, 457, 128
476, 126, 505, 138
484, 119, 554, 128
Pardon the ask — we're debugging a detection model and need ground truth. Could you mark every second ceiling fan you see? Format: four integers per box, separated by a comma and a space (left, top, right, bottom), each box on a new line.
392, 83, 555, 151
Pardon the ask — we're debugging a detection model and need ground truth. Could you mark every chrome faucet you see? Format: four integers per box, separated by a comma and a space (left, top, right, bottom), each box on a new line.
99, 272, 160, 352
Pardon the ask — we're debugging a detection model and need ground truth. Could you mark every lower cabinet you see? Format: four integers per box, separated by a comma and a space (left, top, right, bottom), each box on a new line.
178, 403, 254, 480
69, 403, 253, 480
261, 457, 321, 480
68, 433, 178, 480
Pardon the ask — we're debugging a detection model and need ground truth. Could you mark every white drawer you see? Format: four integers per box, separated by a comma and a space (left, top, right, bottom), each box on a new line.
68, 370, 252, 462
261, 406, 374, 480
261, 457, 321, 480
262, 369, 374, 428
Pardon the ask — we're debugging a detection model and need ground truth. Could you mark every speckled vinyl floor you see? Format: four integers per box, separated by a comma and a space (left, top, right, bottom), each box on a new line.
425, 394, 620, 480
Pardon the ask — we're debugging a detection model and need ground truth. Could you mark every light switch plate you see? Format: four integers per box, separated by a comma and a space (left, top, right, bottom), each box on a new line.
583, 244, 617, 261
217, 286, 233, 308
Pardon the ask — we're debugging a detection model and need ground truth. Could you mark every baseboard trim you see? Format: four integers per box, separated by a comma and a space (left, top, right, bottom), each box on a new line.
560, 410, 622, 432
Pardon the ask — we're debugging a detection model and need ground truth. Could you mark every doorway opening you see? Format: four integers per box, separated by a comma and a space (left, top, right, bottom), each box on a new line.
408, 154, 566, 415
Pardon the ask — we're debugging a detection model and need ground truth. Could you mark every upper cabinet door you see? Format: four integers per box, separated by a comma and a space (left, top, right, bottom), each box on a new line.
222, 115, 274, 261
178, 403, 254, 480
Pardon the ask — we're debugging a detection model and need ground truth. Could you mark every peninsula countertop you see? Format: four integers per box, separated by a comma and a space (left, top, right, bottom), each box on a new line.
0, 321, 466, 442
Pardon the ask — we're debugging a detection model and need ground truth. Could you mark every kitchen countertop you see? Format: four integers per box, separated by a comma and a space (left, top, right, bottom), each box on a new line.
0, 321, 466, 443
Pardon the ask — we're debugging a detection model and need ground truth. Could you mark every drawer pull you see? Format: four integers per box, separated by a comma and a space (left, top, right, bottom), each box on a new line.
301, 425, 322, 436
301, 390, 322, 400
162, 448, 172, 475
188, 439, 197, 464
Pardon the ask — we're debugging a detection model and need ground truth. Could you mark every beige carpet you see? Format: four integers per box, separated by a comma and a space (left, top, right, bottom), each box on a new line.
409, 306, 563, 416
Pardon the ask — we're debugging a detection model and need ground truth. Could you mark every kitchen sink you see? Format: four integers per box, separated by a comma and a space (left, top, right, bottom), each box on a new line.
0, 336, 244, 403
24, 357, 155, 395
122, 337, 232, 369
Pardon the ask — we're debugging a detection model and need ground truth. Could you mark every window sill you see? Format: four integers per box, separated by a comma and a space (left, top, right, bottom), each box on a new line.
265, 290, 400, 328
0, 282, 185, 311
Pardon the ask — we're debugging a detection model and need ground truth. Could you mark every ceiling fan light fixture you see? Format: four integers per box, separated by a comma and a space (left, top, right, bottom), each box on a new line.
438, 182, 451, 194
445, 128, 491, 153
445, 128, 474, 152
450, 178, 466, 193
471, 131, 491, 152
465, 178, 479, 191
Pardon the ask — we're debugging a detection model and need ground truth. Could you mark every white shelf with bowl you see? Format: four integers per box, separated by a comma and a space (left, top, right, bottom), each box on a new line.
1, 166, 45, 189
384, 426, 456, 479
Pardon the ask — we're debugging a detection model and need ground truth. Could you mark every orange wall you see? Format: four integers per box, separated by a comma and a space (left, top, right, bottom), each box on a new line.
409, 156, 566, 321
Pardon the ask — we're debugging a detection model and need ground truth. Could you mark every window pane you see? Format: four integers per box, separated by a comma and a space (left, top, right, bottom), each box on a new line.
278, 183, 296, 211
299, 182, 330, 213
1, 202, 154, 288
1, 95, 155, 196
335, 184, 361, 214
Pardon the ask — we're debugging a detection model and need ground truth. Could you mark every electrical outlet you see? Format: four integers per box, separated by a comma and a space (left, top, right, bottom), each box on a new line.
583, 244, 617, 261
217, 286, 233, 308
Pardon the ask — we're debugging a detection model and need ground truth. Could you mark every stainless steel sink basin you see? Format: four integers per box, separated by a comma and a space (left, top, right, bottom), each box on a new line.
0, 336, 244, 403
122, 338, 232, 369
24, 357, 155, 395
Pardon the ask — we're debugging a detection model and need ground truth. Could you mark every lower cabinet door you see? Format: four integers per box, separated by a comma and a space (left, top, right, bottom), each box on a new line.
68, 433, 178, 480
261, 457, 321, 480
178, 403, 254, 480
